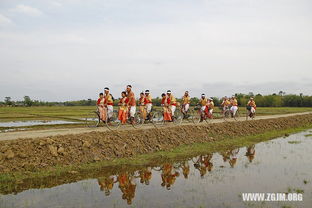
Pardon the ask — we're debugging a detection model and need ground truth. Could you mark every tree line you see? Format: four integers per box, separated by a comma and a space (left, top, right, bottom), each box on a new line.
1, 93, 312, 107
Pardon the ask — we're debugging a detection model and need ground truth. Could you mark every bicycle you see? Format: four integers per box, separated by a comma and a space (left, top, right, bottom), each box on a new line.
193, 105, 214, 123
152, 106, 183, 128
180, 104, 197, 124
85, 107, 120, 130
222, 106, 240, 121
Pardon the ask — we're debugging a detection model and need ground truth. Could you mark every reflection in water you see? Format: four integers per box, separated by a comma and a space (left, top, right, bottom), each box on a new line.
96, 149, 249, 204
245, 144, 256, 163
2, 130, 312, 208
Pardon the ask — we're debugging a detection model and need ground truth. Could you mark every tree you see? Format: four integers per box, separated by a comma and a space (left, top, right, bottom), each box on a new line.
24, 96, 33, 107
4, 97, 12, 105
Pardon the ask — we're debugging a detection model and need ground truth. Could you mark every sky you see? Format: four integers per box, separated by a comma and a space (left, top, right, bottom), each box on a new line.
0, 0, 311, 101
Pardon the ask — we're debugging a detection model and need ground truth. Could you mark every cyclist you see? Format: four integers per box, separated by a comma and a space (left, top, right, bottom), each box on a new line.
118, 91, 128, 124
247, 97, 256, 117
230, 96, 238, 117
104, 87, 114, 121
199, 94, 208, 122
97, 92, 106, 121
221, 96, 231, 113
166, 90, 177, 117
161, 93, 172, 121
182, 91, 190, 117
206, 97, 214, 118
144, 90, 153, 119
138, 92, 147, 120
126, 85, 136, 123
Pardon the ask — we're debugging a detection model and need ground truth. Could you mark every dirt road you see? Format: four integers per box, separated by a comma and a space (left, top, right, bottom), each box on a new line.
0, 112, 311, 141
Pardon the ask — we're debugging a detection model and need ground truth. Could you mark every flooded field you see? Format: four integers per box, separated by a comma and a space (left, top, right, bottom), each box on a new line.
0, 120, 81, 128
1, 130, 311, 208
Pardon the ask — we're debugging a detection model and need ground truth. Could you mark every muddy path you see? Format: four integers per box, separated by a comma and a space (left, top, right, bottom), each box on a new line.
0, 112, 310, 141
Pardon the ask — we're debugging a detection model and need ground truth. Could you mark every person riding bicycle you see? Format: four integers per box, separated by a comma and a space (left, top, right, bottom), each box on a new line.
139, 92, 147, 120
144, 90, 153, 119
166, 90, 177, 117
206, 97, 214, 118
126, 85, 136, 123
118, 91, 128, 124
247, 97, 256, 117
230, 96, 238, 117
161, 93, 172, 121
182, 91, 190, 117
199, 94, 208, 122
104, 87, 114, 121
221, 96, 231, 113
97, 92, 105, 121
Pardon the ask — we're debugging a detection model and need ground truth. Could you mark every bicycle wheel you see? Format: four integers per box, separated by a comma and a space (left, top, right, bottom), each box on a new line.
106, 110, 120, 130
184, 109, 194, 123
132, 112, 144, 129
152, 111, 164, 127
233, 110, 240, 121
223, 109, 231, 121
85, 111, 100, 128
173, 109, 183, 125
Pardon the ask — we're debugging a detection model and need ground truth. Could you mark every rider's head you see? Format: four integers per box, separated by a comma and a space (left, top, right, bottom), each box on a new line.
145, 90, 150, 95
201, 93, 205, 98
140, 92, 144, 97
250, 97, 254, 100
99, 93, 104, 97
121, 91, 127, 97
161, 93, 166, 97
185, 91, 189, 96
126, 85, 132, 92
166, 90, 171, 96
104, 87, 109, 94
208, 97, 213, 101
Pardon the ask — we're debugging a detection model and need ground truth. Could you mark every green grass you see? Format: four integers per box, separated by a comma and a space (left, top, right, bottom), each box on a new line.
1, 123, 312, 194
304, 134, 312, 137
287, 141, 301, 144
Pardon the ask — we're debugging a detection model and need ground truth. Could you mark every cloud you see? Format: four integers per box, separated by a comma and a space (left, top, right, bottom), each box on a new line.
11, 4, 43, 16
0, 14, 12, 25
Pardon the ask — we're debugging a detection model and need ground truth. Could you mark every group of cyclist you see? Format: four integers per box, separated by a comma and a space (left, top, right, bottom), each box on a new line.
97, 85, 257, 124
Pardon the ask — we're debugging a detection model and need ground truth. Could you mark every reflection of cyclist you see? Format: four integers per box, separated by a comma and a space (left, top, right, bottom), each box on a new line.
182, 91, 190, 117
98, 175, 116, 196
245, 144, 256, 162
194, 154, 213, 178
230, 96, 238, 117
118, 172, 137, 205
104, 87, 114, 121
139, 167, 152, 185
229, 148, 239, 168
118, 91, 128, 124
181, 161, 190, 179
161, 163, 180, 190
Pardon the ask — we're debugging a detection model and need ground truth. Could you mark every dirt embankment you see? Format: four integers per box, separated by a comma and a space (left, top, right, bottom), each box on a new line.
0, 114, 312, 173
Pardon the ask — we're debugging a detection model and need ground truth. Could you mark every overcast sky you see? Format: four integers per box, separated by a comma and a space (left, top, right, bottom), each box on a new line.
0, 0, 311, 101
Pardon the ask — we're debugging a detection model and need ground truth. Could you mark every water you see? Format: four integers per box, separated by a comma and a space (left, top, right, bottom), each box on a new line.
0, 120, 81, 128
1, 131, 312, 208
